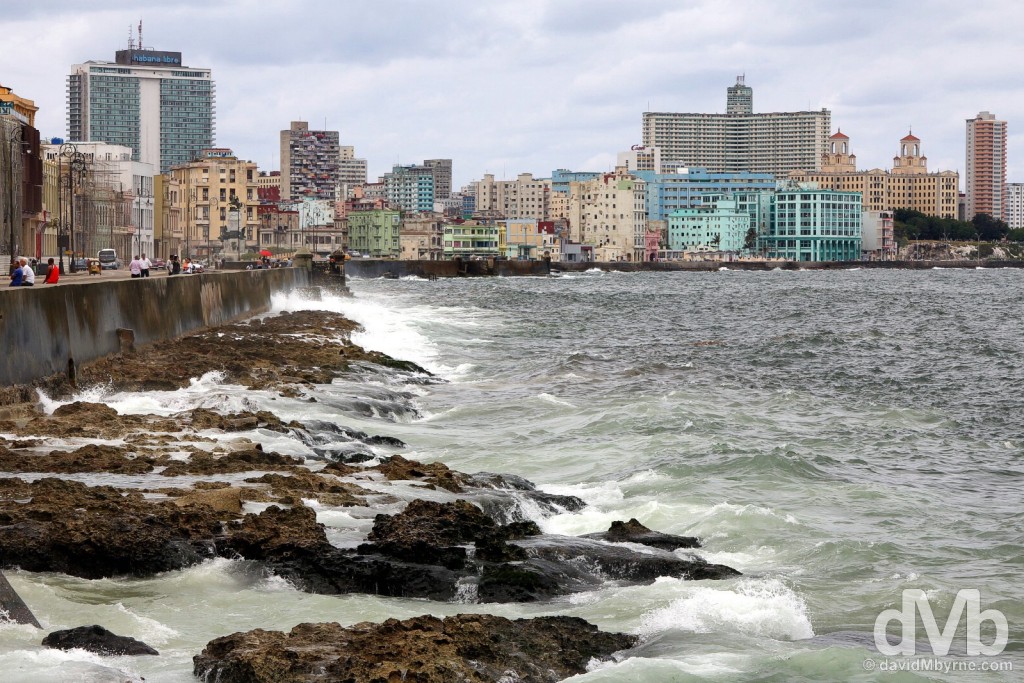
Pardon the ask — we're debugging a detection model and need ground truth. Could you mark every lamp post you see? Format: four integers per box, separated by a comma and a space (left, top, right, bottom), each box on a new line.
227, 195, 242, 261
205, 195, 219, 264
59, 144, 87, 273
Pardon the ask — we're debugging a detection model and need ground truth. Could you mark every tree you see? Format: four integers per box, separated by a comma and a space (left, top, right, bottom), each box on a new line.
744, 227, 758, 251
711, 233, 721, 250
971, 213, 1009, 241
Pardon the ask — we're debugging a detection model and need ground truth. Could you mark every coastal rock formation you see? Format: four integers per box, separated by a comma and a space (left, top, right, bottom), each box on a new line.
193, 614, 636, 683
0, 478, 223, 578
42, 625, 158, 656
583, 518, 701, 550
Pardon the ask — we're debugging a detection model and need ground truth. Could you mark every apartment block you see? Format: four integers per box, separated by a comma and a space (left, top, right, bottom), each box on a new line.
965, 111, 1007, 221
643, 77, 830, 175
473, 173, 551, 220
567, 167, 647, 261
280, 121, 340, 201
765, 185, 862, 261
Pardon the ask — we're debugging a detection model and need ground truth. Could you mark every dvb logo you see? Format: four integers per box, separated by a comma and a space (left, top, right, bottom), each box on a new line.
874, 589, 1008, 656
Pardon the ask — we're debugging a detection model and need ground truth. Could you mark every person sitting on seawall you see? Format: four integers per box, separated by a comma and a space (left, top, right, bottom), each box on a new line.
44, 257, 59, 284
9, 259, 23, 286
129, 255, 143, 278
18, 257, 35, 286
182, 258, 194, 274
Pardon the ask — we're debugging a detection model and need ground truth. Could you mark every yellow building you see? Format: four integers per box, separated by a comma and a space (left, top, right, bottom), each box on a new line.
788, 131, 959, 219
0, 84, 38, 127
168, 149, 258, 260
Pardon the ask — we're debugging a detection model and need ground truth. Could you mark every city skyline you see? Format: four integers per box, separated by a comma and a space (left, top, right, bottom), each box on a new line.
2, 0, 1023, 190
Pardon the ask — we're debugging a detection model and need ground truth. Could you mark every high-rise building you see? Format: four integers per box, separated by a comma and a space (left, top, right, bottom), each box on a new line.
338, 146, 367, 199
1005, 183, 1024, 229
423, 159, 453, 200
965, 111, 1007, 221
383, 164, 435, 213
67, 41, 215, 173
280, 121, 341, 201
642, 77, 831, 175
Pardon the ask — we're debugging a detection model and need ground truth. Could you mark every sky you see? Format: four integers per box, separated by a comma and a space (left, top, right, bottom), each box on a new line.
3, 0, 1024, 191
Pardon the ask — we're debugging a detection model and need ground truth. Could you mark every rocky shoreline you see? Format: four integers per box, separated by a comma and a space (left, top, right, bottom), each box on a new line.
0, 310, 739, 682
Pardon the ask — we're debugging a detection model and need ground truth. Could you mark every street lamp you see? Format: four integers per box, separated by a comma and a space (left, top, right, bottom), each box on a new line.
227, 195, 242, 261
59, 143, 87, 273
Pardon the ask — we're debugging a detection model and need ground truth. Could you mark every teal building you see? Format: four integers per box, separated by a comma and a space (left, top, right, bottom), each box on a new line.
765, 188, 862, 261
443, 222, 500, 259
667, 198, 750, 252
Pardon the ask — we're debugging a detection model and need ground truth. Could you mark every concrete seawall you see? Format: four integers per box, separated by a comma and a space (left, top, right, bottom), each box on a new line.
0, 269, 310, 386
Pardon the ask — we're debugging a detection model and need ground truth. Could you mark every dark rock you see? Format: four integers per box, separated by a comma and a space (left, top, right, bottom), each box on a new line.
465, 472, 587, 522
518, 536, 740, 583
583, 518, 701, 550
193, 614, 635, 683
159, 449, 305, 476
374, 454, 469, 492
364, 434, 406, 448
0, 478, 222, 579
43, 625, 158, 656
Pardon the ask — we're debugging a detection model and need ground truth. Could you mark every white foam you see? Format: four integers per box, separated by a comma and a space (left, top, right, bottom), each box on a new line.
637, 577, 814, 641
537, 393, 576, 408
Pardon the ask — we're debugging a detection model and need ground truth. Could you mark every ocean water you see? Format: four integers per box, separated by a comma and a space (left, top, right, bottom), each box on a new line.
2, 268, 1022, 682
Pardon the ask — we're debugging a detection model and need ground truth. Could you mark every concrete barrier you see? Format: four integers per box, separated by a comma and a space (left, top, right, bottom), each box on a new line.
0, 269, 310, 386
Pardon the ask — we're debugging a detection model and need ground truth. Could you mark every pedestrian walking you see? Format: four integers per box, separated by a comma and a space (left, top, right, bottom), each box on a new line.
129, 255, 143, 278
141, 253, 151, 277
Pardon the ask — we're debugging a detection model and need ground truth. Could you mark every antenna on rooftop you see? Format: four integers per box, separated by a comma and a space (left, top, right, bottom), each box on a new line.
128, 25, 134, 50
138, 20, 143, 50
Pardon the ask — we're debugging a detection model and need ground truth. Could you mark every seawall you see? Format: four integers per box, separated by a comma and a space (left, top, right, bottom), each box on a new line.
343, 258, 1024, 279
0, 269, 310, 386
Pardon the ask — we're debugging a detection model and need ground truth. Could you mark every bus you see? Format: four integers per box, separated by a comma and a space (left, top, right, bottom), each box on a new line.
97, 249, 119, 270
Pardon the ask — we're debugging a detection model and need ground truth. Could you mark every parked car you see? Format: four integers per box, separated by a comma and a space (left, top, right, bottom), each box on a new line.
72, 257, 88, 271
151, 259, 166, 269
97, 248, 119, 270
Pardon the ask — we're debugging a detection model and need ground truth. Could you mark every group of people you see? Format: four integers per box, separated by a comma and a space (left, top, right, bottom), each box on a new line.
128, 254, 153, 278
9, 257, 59, 287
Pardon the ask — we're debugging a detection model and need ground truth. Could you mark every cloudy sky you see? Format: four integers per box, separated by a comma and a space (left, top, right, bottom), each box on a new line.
3, 0, 1023, 190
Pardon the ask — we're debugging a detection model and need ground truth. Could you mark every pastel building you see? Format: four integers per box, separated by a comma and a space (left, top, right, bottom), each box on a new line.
347, 208, 400, 258
473, 173, 551, 220
567, 167, 647, 261
764, 186, 862, 261
443, 222, 500, 259
633, 168, 776, 222
667, 197, 750, 253
861, 210, 895, 258
503, 218, 545, 259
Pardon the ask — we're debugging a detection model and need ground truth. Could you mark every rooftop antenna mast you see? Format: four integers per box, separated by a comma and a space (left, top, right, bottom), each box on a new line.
128, 25, 135, 50
138, 20, 143, 50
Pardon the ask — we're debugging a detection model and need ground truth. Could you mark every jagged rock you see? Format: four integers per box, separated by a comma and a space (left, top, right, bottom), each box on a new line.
193, 614, 636, 683
242, 471, 377, 506
174, 487, 244, 514
583, 518, 701, 550
374, 454, 470, 492
0, 443, 158, 474
0, 478, 222, 579
43, 625, 158, 656
159, 449, 305, 476
465, 472, 587, 521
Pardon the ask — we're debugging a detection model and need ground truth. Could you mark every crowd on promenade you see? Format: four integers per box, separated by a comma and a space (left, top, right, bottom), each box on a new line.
8, 257, 58, 286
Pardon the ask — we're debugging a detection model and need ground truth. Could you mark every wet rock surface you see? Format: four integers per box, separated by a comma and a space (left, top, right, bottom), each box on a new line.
42, 625, 159, 656
0, 306, 742, 676
193, 613, 637, 683
583, 517, 702, 550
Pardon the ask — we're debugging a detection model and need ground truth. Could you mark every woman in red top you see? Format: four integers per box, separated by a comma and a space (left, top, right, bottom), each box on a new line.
44, 258, 59, 284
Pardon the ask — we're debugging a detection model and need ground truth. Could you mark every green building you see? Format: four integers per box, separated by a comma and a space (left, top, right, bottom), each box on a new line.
348, 209, 400, 258
443, 222, 500, 259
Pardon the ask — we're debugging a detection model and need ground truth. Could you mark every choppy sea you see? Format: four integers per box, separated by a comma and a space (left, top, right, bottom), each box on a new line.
1, 267, 1021, 682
